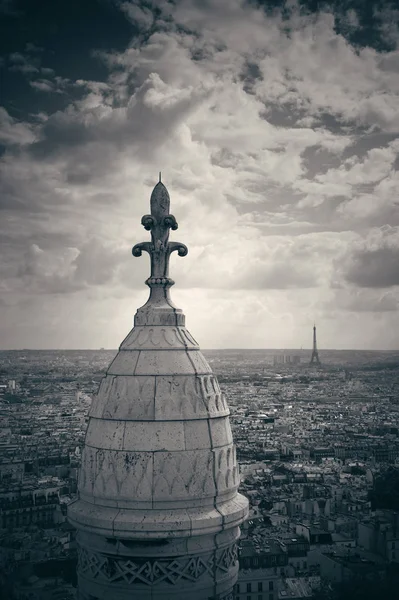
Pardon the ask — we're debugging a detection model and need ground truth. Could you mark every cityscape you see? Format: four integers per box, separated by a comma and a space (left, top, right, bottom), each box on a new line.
1, 1, 399, 599
1, 340, 399, 599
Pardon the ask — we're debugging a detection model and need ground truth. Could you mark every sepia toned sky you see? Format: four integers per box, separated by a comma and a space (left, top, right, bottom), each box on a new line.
1, 0, 399, 350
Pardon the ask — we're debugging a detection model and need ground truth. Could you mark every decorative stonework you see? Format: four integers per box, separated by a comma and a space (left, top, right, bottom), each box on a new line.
214, 446, 239, 491
78, 447, 153, 501
94, 375, 156, 420
134, 310, 186, 327
68, 179, 249, 600
105, 348, 213, 377
153, 450, 215, 498
78, 445, 238, 503
90, 374, 229, 422
155, 374, 228, 418
78, 543, 238, 586
120, 326, 199, 351
132, 180, 187, 291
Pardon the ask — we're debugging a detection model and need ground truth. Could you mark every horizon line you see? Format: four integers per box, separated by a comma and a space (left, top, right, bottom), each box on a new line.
0, 348, 399, 352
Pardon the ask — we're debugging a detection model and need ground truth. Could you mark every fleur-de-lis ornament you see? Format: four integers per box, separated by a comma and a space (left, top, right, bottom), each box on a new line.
132, 176, 188, 293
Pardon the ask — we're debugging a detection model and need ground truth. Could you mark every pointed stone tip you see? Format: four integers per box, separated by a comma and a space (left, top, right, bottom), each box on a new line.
150, 180, 170, 215
151, 180, 168, 195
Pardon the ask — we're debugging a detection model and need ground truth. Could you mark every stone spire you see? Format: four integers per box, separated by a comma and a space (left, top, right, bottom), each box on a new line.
132, 181, 188, 320
68, 180, 248, 600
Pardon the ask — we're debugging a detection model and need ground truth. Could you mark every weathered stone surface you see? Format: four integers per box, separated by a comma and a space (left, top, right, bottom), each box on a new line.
134, 349, 212, 376
85, 418, 126, 450
107, 351, 140, 376
120, 326, 199, 351
209, 417, 234, 448
78, 447, 153, 502
123, 421, 186, 452
90, 375, 156, 420
153, 450, 216, 500
134, 307, 186, 327
75, 529, 240, 600
69, 496, 248, 538
76, 541, 238, 585
154, 374, 229, 420
184, 420, 211, 450
68, 181, 248, 600
106, 348, 213, 377
90, 373, 229, 422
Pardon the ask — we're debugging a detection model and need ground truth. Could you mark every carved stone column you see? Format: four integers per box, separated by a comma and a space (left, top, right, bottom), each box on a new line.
68, 179, 248, 600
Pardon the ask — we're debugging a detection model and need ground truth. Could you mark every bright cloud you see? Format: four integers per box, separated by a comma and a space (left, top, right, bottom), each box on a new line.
1, 0, 399, 349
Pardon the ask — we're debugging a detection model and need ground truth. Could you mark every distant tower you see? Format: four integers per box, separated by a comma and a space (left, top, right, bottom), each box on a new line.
68, 180, 248, 600
309, 324, 321, 365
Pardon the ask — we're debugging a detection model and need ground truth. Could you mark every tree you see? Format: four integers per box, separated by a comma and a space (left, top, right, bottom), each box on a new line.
368, 467, 399, 511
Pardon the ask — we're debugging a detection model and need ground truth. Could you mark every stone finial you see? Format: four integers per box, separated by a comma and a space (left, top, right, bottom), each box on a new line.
132, 181, 187, 290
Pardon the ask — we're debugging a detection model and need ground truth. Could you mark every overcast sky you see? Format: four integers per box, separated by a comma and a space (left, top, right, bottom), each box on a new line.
1, 0, 399, 350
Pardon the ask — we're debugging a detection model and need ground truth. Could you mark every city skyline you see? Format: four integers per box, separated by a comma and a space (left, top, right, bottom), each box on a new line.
1, 0, 399, 351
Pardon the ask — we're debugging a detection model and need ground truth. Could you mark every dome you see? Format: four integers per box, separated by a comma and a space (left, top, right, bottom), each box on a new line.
68, 180, 248, 600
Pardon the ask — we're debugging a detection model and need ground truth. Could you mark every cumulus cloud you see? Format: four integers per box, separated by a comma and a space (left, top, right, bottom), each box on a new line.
30, 76, 71, 94
0, 108, 35, 146
345, 245, 399, 288
296, 139, 399, 221
328, 288, 399, 313
8, 51, 40, 74
374, 4, 399, 49
4, 239, 135, 296
73, 238, 127, 286
338, 227, 399, 288
119, 0, 155, 30
1, 0, 399, 348
16, 243, 80, 294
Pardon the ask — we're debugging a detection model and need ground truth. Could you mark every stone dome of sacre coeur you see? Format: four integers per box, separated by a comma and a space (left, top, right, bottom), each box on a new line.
68, 177, 249, 600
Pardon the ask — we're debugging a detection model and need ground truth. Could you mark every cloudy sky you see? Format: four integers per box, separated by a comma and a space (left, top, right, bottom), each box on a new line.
1, 0, 399, 350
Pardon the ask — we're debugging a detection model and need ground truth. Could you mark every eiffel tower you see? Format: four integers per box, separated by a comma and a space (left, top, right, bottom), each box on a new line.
310, 323, 321, 365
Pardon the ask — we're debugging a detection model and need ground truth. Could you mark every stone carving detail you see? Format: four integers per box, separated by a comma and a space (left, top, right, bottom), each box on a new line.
200, 375, 228, 413
214, 446, 239, 492
134, 310, 186, 327
79, 446, 238, 501
78, 544, 238, 586
179, 328, 199, 347
213, 543, 238, 572
90, 375, 155, 420
153, 451, 215, 498
121, 326, 199, 350
93, 373, 229, 421
132, 181, 187, 289
155, 375, 228, 419
78, 447, 153, 501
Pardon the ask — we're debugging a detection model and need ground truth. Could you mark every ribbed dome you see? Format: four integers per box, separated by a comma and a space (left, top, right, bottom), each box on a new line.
68, 180, 248, 600
71, 320, 244, 538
